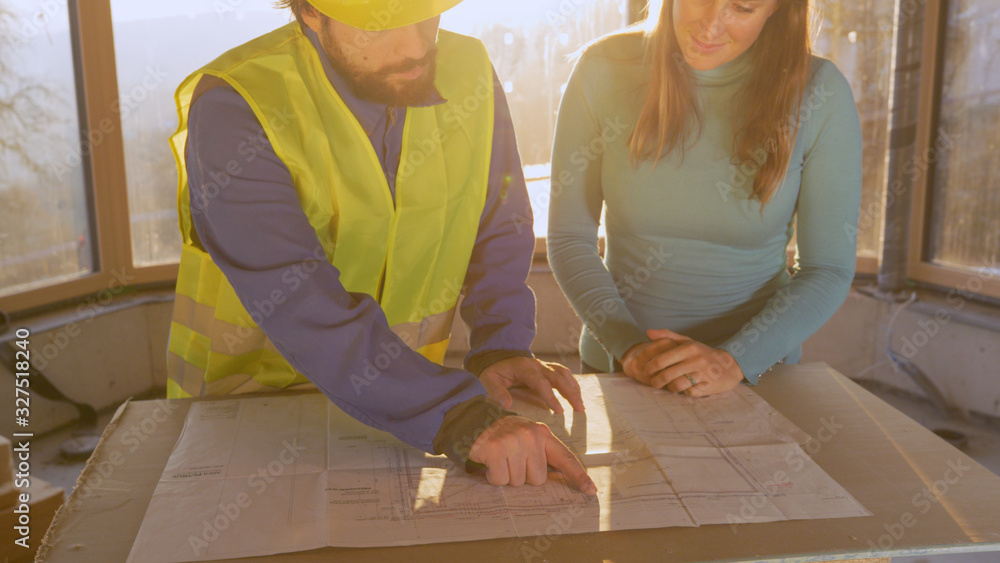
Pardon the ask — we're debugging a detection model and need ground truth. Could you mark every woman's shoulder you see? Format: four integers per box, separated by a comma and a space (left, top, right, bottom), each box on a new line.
575, 28, 647, 72
806, 56, 855, 99
799, 56, 861, 143
582, 28, 646, 59
561, 29, 647, 115
565, 28, 647, 98
801, 55, 859, 118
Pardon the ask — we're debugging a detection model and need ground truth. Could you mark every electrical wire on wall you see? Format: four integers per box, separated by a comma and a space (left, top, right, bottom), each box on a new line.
884, 293, 960, 417
880, 292, 971, 448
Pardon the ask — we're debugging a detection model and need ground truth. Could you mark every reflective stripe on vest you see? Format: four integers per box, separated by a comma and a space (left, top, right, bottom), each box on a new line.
166, 24, 493, 398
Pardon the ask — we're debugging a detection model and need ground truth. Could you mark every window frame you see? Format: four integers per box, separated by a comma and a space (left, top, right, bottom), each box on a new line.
0, 0, 177, 316
1, 0, 997, 316
906, 0, 1000, 300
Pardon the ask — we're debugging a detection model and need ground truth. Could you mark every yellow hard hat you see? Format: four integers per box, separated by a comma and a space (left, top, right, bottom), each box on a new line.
310, 0, 465, 31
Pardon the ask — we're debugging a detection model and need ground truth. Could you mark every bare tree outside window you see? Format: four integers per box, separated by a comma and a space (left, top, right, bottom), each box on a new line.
927, 0, 1000, 275
109, 0, 292, 267
445, 1, 895, 245
6, 0, 992, 301
0, 0, 93, 297
443, 0, 628, 238
812, 0, 895, 260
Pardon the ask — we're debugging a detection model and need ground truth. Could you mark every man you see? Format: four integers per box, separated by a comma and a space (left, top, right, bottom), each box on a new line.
166, 0, 595, 493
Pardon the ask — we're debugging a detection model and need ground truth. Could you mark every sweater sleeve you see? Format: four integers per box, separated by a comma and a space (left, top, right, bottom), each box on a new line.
720, 60, 863, 383
460, 69, 537, 375
547, 52, 648, 364
185, 82, 508, 456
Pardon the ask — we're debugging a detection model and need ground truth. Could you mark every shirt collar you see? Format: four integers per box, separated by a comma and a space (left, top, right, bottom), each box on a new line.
302, 26, 446, 134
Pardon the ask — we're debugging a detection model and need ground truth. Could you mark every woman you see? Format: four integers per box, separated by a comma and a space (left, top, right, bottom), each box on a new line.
547, 0, 862, 397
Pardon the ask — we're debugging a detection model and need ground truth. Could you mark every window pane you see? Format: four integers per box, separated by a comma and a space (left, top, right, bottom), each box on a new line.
926, 0, 1000, 275
0, 0, 94, 297
442, 1, 628, 237
109, 1, 291, 266
813, 0, 896, 259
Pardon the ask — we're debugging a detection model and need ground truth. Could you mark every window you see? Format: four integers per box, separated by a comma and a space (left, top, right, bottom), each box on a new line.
446, 1, 896, 262
0, 0, 997, 314
0, 0, 295, 314
909, 0, 1000, 299
442, 0, 629, 238
925, 1, 1000, 273
0, 0, 94, 297
109, 0, 292, 266
813, 0, 896, 266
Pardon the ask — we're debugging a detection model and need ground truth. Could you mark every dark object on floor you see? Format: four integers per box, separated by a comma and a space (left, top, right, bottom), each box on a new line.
889, 349, 970, 422
932, 428, 969, 451
59, 433, 102, 460
0, 342, 98, 427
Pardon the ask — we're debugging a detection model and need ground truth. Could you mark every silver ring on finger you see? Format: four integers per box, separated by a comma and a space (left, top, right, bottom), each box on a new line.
685, 374, 697, 387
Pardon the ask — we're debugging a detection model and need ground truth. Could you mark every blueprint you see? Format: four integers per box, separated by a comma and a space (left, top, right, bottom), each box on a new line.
596, 377, 870, 525
127, 374, 870, 562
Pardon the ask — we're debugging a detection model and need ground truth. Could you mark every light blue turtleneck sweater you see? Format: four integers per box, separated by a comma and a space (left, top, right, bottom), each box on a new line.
548, 31, 863, 383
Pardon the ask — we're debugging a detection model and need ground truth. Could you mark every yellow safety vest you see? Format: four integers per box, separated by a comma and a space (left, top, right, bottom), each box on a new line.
166, 23, 494, 398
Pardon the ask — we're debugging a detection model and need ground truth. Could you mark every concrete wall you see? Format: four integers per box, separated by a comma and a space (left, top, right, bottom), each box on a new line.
3, 271, 998, 440
802, 290, 1000, 419
0, 297, 173, 439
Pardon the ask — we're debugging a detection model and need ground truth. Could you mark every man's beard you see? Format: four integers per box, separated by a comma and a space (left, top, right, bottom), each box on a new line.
319, 20, 438, 107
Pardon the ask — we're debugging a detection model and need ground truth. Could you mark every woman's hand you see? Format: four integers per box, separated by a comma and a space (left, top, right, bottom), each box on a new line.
621, 337, 680, 385
626, 328, 745, 397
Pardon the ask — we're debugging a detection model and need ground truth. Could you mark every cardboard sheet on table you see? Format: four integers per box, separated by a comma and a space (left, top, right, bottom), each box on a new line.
127, 375, 869, 562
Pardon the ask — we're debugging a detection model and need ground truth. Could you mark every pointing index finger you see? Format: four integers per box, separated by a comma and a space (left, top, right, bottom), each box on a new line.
544, 433, 597, 495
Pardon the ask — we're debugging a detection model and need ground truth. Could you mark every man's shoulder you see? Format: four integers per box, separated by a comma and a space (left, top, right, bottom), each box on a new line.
437, 28, 479, 42
434, 30, 494, 87
436, 29, 488, 56
200, 22, 303, 74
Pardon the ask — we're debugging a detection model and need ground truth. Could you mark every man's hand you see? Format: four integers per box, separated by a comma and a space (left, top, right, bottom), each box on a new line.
478, 357, 584, 413
468, 415, 597, 494
626, 329, 745, 397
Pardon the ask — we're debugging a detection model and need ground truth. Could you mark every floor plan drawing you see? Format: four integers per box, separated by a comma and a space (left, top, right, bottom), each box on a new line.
127, 375, 870, 562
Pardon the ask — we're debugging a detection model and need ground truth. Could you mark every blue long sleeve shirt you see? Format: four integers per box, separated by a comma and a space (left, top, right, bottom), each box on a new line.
184, 26, 535, 456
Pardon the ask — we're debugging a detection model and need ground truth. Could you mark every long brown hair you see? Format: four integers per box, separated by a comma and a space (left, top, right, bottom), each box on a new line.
628, 0, 812, 206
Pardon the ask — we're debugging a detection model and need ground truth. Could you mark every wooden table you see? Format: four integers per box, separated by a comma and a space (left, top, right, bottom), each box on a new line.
35, 363, 1000, 562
